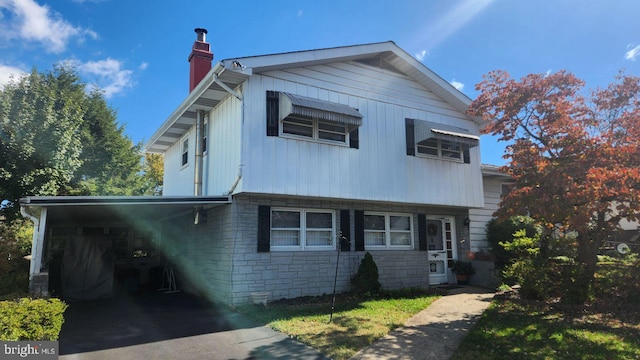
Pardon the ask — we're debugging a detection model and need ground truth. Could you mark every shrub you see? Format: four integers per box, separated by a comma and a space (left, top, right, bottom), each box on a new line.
0, 298, 68, 340
486, 216, 539, 269
0, 220, 32, 296
351, 252, 382, 295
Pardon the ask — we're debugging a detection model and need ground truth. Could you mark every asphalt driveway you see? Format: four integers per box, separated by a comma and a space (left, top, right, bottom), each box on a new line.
59, 290, 328, 360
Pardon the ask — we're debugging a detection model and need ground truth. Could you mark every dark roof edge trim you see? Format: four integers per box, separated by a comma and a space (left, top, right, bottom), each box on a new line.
19, 196, 232, 207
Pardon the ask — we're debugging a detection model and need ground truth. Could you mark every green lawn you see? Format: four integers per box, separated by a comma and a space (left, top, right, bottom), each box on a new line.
452, 258, 640, 360
236, 289, 442, 360
450, 293, 640, 360
237, 259, 640, 360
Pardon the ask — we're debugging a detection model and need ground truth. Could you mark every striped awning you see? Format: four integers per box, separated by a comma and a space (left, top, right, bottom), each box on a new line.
279, 92, 363, 127
414, 120, 479, 147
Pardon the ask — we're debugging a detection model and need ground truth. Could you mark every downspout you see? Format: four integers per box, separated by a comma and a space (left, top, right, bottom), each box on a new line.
194, 109, 205, 224
194, 109, 205, 196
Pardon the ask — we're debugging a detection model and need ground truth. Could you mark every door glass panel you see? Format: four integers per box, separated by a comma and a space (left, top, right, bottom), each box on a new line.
426, 220, 443, 250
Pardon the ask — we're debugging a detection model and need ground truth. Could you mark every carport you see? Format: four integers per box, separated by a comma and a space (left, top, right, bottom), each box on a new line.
19, 195, 231, 300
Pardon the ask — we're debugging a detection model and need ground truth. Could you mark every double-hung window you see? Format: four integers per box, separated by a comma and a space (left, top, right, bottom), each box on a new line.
364, 212, 413, 249
181, 138, 189, 167
417, 139, 463, 161
267, 91, 362, 148
271, 208, 335, 250
282, 117, 348, 144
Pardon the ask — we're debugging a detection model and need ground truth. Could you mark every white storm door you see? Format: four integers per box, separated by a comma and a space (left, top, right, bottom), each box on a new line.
426, 219, 447, 284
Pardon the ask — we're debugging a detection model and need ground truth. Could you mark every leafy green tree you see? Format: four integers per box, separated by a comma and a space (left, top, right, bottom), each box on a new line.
71, 89, 147, 196
142, 153, 164, 195
0, 66, 84, 220
1, 64, 159, 221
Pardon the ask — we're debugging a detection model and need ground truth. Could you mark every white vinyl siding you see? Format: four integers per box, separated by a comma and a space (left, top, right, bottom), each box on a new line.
242, 61, 484, 208
271, 208, 336, 250
364, 212, 413, 250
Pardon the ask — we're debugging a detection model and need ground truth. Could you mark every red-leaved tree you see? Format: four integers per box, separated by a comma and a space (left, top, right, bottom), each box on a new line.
469, 70, 640, 302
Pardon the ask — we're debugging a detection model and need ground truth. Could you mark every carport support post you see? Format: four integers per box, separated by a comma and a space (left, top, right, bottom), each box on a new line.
21, 206, 47, 295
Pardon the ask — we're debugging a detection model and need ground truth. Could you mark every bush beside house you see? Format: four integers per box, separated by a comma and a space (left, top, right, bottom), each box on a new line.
351, 252, 382, 295
0, 298, 68, 341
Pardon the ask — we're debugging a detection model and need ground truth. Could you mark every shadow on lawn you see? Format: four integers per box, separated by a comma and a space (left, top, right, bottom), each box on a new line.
452, 294, 640, 359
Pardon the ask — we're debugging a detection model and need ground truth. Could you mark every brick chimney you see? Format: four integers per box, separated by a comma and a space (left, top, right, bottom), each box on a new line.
189, 28, 213, 92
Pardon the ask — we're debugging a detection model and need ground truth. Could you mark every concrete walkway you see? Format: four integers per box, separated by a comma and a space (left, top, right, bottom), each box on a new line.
351, 286, 495, 360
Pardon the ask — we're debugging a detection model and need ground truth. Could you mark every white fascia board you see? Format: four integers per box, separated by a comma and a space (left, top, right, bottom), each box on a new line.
144, 63, 225, 153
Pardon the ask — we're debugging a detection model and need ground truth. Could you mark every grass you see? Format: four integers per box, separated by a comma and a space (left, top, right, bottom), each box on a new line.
452, 256, 640, 360
236, 288, 442, 360
237, 257, 640, 359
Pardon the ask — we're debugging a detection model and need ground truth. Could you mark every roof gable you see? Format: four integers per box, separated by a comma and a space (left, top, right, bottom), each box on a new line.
145, 41, 479, 153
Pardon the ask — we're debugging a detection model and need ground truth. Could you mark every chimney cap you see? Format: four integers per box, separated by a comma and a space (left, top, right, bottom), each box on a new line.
194, 28, 208, 42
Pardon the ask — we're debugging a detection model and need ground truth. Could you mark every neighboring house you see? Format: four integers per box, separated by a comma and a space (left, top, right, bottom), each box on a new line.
21, 29, 487, 305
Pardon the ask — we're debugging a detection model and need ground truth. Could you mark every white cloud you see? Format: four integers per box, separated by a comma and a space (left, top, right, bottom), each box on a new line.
0, 64, 26, 86
0, 0, 96, 53
138, 62, 148, 71
415, 50, 427, 62
450, 80, 464, 91
73, 58, 134, 98
625, 44, 640, 61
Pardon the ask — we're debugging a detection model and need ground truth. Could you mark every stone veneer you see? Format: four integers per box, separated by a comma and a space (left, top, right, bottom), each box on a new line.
161, 194, 470, 305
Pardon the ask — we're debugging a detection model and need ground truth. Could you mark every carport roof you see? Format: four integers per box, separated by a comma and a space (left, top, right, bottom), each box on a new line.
19, 195, 231, 223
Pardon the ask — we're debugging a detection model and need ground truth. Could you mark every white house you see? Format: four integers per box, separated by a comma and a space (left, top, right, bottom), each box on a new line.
21, 29, 490, 305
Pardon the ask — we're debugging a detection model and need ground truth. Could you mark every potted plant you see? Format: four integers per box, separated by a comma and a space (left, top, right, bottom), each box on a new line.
450, 260, 475, 285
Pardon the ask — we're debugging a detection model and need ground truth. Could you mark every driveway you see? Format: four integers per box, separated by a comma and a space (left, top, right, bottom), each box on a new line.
59, 290, 328, 360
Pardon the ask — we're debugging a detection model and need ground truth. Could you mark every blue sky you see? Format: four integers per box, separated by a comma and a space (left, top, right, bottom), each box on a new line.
1, 0, 640, 166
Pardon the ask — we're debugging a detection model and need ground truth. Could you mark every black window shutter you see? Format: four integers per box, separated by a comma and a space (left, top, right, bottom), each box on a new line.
257, 205, 271, 252
418, 214, 427, 251
405, 118, 415, 156
266, 91, 279, 136
354, 210, 365, 251
339, 210, 351, 251
463, 147, 470, 164
349, 128, 359, 149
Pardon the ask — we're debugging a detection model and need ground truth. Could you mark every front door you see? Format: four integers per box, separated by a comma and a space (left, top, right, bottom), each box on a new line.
427, 217, 456, 285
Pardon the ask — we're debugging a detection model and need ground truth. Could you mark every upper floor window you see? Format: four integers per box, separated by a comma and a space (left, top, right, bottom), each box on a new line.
202, 122, 208, 154
266, 91, 362, 148
181, 138, 189, 166
405, 118, 478, 164
270, 208, 336, 250
364, 212, 413, 250
417, 139, 463, 161
282, 117, 349, 144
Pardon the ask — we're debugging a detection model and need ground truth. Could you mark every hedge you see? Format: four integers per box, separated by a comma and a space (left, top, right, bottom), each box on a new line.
0, 298, 68, 340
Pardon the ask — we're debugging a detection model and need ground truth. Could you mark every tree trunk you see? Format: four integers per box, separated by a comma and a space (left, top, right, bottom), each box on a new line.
571, 231, 601, 304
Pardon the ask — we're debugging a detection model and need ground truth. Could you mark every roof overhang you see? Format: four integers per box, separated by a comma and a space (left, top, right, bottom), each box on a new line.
19, 196, 232, 223
144, 63, 250, 154
481, 164, 511, 179
145, 41, 485, 154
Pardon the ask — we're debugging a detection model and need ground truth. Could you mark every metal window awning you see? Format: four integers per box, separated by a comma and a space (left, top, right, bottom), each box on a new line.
279, 92, 363, 128
414, 120, 479, 147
